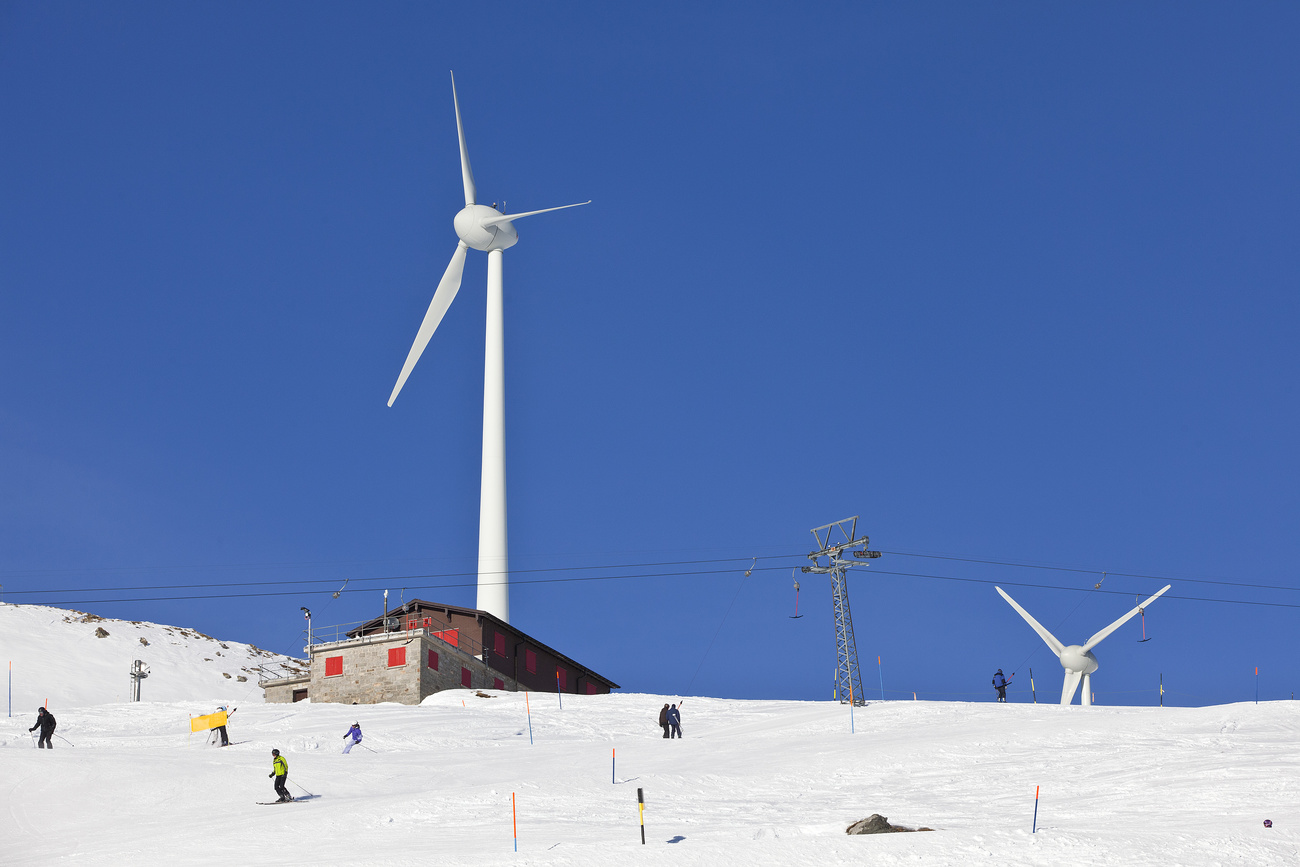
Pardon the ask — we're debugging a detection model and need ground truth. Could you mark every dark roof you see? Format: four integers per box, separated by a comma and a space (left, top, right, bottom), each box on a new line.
350, 599, 620, 689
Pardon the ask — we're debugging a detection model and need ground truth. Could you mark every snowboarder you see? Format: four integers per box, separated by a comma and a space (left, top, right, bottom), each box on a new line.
342, 722, 362, 754
658, 703, 671, 739
667, 703, 682, 739
29, 707, 57, 749
212, 705, 230, 747
992, 669, 1009, 702
269, 749, 292, 802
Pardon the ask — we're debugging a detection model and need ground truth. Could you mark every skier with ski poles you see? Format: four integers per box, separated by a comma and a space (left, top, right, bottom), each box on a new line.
29, 707, 57, 748
342, 722, 363, 754
992, 670, 1012, 702
211, 705, 232, 747
269, 749, 292, 802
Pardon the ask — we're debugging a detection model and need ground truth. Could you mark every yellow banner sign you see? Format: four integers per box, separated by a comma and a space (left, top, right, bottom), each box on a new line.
190, 711, 228, 732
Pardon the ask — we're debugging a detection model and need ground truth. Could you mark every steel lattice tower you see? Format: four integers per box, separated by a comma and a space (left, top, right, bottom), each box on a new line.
802, 517, 880, 705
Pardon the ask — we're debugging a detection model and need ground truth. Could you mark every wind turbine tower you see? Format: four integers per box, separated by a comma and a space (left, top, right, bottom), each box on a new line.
996, 584, 1171, 705
387, 73, 589, 624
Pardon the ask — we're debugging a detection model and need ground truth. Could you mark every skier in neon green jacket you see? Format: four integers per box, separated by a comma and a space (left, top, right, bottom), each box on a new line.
269, 749, 292, 802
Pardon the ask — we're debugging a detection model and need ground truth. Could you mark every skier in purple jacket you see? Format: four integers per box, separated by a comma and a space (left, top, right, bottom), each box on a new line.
342, 722, 362, 754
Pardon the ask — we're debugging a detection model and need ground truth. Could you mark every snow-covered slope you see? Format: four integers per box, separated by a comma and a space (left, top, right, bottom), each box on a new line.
2, 691, 1299, 865
1, 603, 1296, 865
0, 603, 305, 709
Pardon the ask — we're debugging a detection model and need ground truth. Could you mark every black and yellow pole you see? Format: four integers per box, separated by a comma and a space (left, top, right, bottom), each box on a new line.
637, 787, 646, 844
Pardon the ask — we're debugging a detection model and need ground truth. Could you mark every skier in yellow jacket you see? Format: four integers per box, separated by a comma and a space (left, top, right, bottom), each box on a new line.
269, 749, 292, 802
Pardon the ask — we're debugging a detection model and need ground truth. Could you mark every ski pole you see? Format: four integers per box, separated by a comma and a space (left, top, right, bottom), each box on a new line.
291, 780, 315, 798
55, 734, 75, 746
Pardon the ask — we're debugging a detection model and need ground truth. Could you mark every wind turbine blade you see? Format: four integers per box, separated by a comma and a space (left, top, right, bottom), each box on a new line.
1060, 669, 1083, 705
450, 71, 476, 206
995, 586, 1065, 657
479, 201, 591, 227
1081, 585, 1172, 652
388, 242, 469, 406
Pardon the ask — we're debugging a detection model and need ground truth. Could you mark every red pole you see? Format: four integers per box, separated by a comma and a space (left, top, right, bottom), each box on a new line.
512, 792, 517, 852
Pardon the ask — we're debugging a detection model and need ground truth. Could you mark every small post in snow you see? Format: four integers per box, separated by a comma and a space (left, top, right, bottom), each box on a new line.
612, 747, 616, 784
848, 680, 855, 733
637, 787, 646, 844
512, 792, 518, 852
1255, 666, 1259, 704
1029, 668, 1036, 704
556, 667, 563, 710
525, 692, 533, 744
1032, 785, 1040, 833
1159, 673, 1164, 707
877, 656, 885, 701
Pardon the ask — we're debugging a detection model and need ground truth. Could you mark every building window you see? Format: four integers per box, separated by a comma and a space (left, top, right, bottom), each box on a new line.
494, 633, 506, 657
461, 667, 472, 688
525, 649, 536, 674
428, 650, 439, 670
388, 647, 406, 668
325, 656, 343, 677
494, 677, 504, 690
556, 667, 567, 691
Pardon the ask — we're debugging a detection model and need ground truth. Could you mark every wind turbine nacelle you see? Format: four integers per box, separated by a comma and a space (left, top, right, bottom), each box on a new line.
455, 205, 518, 252
1060, 645, 1098, 675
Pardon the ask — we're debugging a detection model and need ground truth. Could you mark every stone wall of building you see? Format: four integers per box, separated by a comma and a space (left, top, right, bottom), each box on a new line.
261, 675, 309, 703
297, 629, 521, 706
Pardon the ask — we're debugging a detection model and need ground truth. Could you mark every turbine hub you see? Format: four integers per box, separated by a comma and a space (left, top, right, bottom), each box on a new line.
454, 205, 518, 253
1060, 645, 1098, 675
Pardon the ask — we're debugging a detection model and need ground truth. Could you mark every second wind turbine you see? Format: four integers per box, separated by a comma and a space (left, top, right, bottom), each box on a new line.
387, 72, 589, 625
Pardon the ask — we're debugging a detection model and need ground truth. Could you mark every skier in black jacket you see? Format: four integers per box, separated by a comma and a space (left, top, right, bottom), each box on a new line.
29, 707, 57, 748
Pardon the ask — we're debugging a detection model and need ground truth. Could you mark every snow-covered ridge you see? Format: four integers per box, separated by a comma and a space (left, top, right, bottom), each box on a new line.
0, 602, 305, 709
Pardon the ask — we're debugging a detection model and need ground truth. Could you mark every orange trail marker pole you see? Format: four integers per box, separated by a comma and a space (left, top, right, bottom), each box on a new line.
877, 656, 885, 701
512, 792, 517, 852
526, 692, 533, 744
1032, 785, 1040, 833
612, 747, 616, 784
1255, 666, 1259, 704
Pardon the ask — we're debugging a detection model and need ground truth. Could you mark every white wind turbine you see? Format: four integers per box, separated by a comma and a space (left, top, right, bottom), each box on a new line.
996, 584, 1171, 706
387, 72, 589, 624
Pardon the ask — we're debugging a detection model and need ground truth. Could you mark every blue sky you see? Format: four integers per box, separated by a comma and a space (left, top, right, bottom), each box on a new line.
2, 2, 1298, 706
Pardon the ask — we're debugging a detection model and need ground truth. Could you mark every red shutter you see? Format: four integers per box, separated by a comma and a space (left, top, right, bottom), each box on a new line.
325, 656, 343, 677
428, 650, 439, 670
432, 628, 459, 647
586, 683, 598, 695
494, 633, 506, 656
494, 677, 504, 690
388, 647, 406, 667
461, 667, 472, 688
525, 649, 536, 674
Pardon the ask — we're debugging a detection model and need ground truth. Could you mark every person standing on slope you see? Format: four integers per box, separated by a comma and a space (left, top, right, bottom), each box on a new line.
269, 749, 292, 802
29, 707, 57, 748
658, 703, 671, 739
992, 669, 1009, 703
342, 722, 363, 754
212, 705, 231, 747
667, 703, 682, 739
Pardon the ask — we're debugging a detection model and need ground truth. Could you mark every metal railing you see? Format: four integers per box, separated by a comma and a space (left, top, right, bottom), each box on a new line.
308, 613, 487, 661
